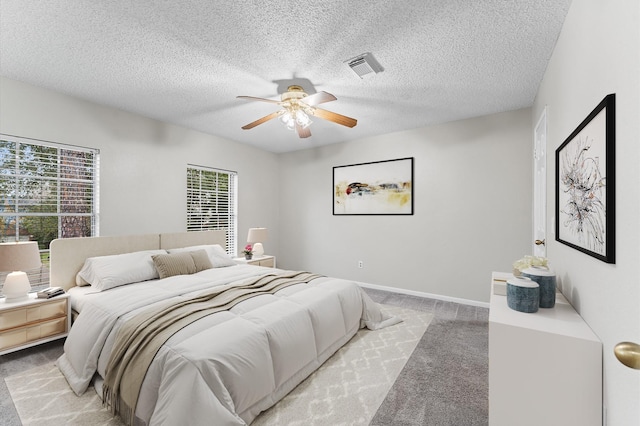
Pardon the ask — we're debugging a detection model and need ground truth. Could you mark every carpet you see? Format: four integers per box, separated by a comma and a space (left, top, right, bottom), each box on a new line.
370, 317, 489, 426
6, 305, 432, 426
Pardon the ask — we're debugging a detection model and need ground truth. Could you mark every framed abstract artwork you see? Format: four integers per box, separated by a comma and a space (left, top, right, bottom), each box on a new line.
555, 94, 615, 263
333, 157, 413, 215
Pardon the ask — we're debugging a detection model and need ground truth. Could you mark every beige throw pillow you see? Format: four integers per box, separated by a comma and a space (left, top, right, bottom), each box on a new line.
152, 250, 212, 279
189, 249, 213, 272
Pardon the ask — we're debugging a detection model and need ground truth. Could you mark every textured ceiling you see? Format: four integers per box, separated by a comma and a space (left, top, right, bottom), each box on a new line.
0, 0, 571, 153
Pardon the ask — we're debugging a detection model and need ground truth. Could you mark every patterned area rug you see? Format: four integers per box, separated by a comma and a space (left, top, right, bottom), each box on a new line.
6, 305, 432, 426
5, 365, 121, 426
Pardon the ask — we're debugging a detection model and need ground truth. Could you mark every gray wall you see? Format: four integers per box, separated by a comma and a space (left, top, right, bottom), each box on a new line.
0, 77, 281, 256
533, 0, 640, 424
277, 108, 533, 304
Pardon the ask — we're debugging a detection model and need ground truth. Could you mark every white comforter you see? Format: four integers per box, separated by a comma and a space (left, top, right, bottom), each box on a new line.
57, 265, 399, 425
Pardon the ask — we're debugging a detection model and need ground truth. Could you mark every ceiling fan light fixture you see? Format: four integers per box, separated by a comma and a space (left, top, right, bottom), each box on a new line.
280, 111, 292, 124
280, 112, 296, 130
238, 85, 356, 138
295, 110, 312, 128
280, 108, 312, 130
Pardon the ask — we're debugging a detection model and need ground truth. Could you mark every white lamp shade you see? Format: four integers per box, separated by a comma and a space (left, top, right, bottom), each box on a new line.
247, 228, 268, 243
247, 228, 267, 256
0, 241, 42, 272
0, 241, 41, 301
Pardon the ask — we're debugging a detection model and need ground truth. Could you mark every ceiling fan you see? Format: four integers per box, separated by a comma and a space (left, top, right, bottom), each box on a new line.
237, 85, 357, 138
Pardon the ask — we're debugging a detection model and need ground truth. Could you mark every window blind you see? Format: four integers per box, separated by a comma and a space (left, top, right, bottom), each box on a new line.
186, 164, 237, 256
0, 134, 100, 292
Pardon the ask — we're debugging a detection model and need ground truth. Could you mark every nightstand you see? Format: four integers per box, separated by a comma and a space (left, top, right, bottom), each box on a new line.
0, 293, 71, 355
234, 255, 276, 268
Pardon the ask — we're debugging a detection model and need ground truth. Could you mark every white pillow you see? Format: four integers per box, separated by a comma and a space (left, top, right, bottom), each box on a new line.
167, 244, 236, 268
75, 274, 90, 287
77, 249, 167, 291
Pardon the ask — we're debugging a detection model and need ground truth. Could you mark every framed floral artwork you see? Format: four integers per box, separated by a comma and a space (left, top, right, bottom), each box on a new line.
555, 94, 615, 263
333, 157, 413, 215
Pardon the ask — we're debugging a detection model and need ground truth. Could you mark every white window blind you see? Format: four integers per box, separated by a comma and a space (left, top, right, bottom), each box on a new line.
0, 134, 100, 292
187, 164, 237, 256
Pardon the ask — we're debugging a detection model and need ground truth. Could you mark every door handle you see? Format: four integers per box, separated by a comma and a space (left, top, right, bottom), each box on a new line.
614, 342, 640, 370
535, 239, 546, 246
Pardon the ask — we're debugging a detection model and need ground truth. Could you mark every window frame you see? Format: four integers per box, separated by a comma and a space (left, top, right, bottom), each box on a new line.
186, 164, 237, 256
0, 134, 100, 292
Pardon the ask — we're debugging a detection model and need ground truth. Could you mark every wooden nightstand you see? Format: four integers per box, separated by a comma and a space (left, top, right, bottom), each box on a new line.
0, 293, 71, 355
234, 255, 276, 268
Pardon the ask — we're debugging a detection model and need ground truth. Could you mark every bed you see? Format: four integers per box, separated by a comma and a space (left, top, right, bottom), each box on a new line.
50, 231, 399, 425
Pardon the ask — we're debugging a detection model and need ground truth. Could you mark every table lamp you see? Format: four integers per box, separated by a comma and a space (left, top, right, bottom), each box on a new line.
0, 241, 42, 302
247, 228, 267, 257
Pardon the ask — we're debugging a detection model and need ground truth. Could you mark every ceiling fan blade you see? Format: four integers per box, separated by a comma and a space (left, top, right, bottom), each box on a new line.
300, 91, 337, 106
241, 111, 282, 130
311, 108, 357, 128
296, 123, 312, 138
237, 95, 281, 104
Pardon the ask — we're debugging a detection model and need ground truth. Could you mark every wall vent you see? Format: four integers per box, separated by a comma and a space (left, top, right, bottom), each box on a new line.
345, 53, 383, 78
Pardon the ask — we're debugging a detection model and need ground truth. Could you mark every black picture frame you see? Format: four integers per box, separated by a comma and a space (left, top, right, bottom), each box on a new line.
333, 157, 414, 215
555, 94, 615, 263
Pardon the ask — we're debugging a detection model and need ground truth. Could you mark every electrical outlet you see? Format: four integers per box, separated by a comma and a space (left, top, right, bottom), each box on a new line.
358, 260, 364, 269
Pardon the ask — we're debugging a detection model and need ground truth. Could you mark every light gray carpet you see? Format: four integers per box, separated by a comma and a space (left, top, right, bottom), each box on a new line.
1, 289, 489, 425
370, 318, 488, 425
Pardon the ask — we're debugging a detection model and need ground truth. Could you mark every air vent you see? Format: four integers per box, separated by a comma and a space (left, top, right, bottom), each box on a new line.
345, 53, 383, 78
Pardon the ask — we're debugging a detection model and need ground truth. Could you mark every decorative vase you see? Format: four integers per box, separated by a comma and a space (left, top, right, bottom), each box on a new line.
521, 266, 556, 308
506, 276, 540, 313
245, 254, 252, 260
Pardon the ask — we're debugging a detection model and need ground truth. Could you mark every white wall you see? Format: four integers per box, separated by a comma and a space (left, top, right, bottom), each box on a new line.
0, 77, 280, 256
278, 108, 533, 304
533, 1, 640, 424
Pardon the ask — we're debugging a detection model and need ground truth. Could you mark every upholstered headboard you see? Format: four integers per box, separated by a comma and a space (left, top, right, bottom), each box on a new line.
50, 230, 226, 290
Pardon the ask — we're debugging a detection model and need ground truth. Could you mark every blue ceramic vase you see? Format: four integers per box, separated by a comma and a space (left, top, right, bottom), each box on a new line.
522, 267, 556, 308
506, 276, 540, 313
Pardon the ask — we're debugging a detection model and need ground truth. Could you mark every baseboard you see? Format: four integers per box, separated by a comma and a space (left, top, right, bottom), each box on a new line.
358, 281, 490, 309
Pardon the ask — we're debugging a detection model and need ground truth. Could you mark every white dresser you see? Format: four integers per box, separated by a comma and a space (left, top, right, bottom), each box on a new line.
489, 272, 602, 426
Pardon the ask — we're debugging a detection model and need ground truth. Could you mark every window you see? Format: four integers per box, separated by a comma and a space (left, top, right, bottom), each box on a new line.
186, 164, 237, 256
0, 134, 100, 292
